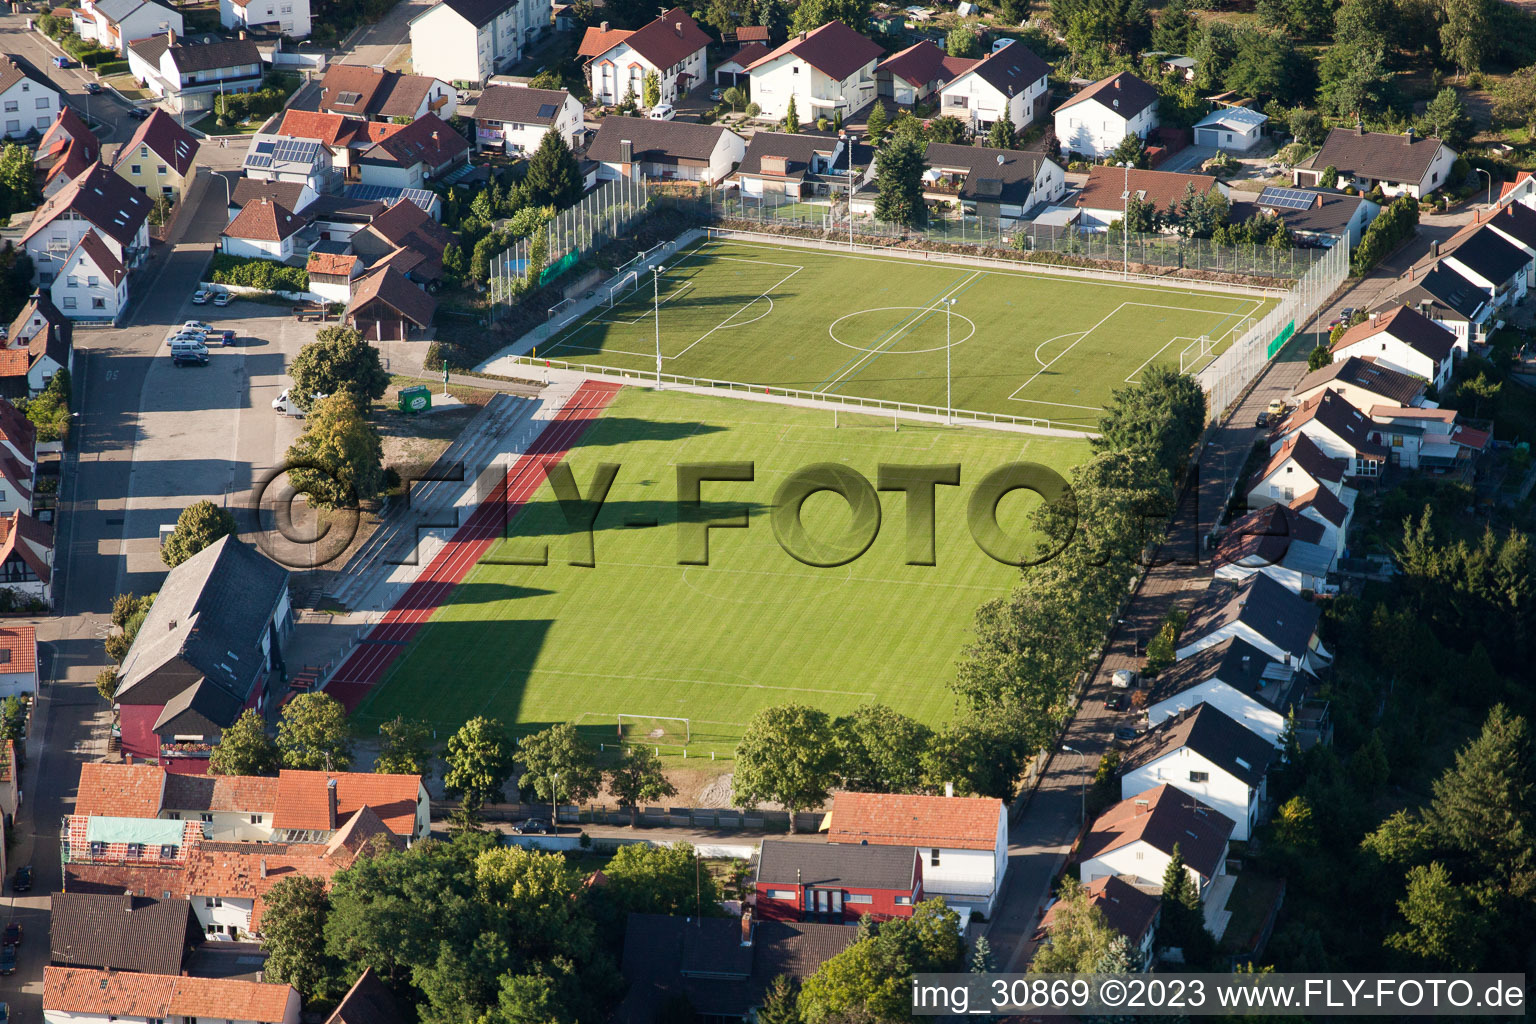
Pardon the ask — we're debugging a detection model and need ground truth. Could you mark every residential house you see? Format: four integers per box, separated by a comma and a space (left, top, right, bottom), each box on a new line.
581, 8, 710, 109
1175, 572, 1331, 674
221, 197, 304, 261
356, 113, 469, 189
21, 162, 152, 286
1038, 875, 1160, 970
220, 0, 311, 39
1121, 704, 1275, 841
273, 109, 395, 183
50, 230, 128, 324
113, 108, 199, 201
587, 116, 745, 185
409, 0, 544, 86
745, 21, 882, 122
938, 39, 1050, 133
305, 193, 389, 243
0, 510, 51, 604
471, 85, 583, 155
922, 142, 1064, 220
754, 840, 921, 923
34, 107, 100, 198
127, 33, 265, 115
1366, 405, 1488, 476
3, 291, 73, 398
1245, 433, 1346, 509
1213, 502, 1336, 594
44, 967, 301, 1024
1433, 220, 1534, 314
315, 65, 457, 123
72, 0, 184, 55
0, 624, 37, 696
730, 130, 871, 198
50, 892, 201, 974
615, 913, 857, 1024
0, 401, 37, 519
1078, 784, 1235, 896
73, 761, 432, 842
243, 133, 336, 194
0, 55, 60, 138
826, 791, 1007, 918
1192, 105, 1266, 151
346, 265, 437, 340
1290, 354, 1426, 414
1330, 304, 1458, 389
1392, 266, 1485, 346
1074, 166, 1225, 231
348, 198, 454, 283
876, 39, 976, 107
228, 176, 317, 218
111, 535, 292, 765
1053, 71, 1159, 160
326, 970, 408, 1024
1292, 126, 1456, 199
1288, 486, 1353, 559
1143, 636, 1301, 749
1482, 199, 1536, 268
1235, 186, 1378, 248
713, 41, 767, 89
306, 247, 361, 304
1269, 389, 1387, 479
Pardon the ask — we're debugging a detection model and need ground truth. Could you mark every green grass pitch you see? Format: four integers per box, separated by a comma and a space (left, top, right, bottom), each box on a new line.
351, 388, 1092, 757
538, 239, 1278, 430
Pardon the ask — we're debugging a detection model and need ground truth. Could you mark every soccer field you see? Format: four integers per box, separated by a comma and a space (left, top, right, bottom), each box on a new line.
351, 388, 1092, 756
539, 239, 1278, 430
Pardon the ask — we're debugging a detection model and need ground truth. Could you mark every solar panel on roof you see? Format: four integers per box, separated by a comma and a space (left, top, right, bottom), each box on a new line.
341, 183, 438, 211
254, 140, 274, 154
336, 91, 363, 105
536, 103, 558, 118
1257, 186, 1317, 211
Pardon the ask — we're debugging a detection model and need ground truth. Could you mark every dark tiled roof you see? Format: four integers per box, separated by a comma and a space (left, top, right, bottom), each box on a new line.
9, 292, 72, 375
360, 113, 468, 169
437, 0, 517, 27
230, 178, 311, 212
1124, 704, 1275, 787
1487, 200, 1536, 249
22, 163, 151, 249
961, 39, 1049, 97
619, 7, 712, 71
0, 54, 55, 98
1291, 485, 1348, 528
756, 840, 918, 890
925, 142, 1050, 207
587, 115, 737, 164
348, 266, 437, 327
115, 109, 197, 177
318, 66, 441, 119
326, 970, 408, 1024
153, 678, 245, 733
1443, 224, 1531, 286
473, 85, 572, 125
1040, 875, 1159, 947
1294, 354, 1425, 407
1183, 574, 1321, 662
1147, 636, 1286, 707
50, 892, 198, 974
222, 197, 303, 242
876, 40, 975, 87
1248, 432, 1345, 492
1408, 266, 1485, 321
717, 41, 768, 70
1275, 389, 1387, 458
1333, 305, 1456, 366
1236, 188, 1369, 237
130, 35, 261, 75
1212, 503, 1326, 573
69, 230, 126, 285
1079, 784, 1234, 880
1311, 127, 1447, 186
745, 20, 885, 81
1056, 71, 1157, 119
735, 131, 871, 182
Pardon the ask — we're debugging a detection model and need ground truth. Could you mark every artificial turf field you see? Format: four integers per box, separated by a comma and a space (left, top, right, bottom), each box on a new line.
539, 239, 1278, 430
351, 388, 1091, 756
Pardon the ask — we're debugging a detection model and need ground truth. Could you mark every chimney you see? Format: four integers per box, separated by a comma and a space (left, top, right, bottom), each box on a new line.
1405, 127, 1415, 145
259, 858, 267, 879
599, 19, 608, 29
1372, 311, 1380, 325
167, 27, 175, 45
1113, 76, 1120, 89
1430, 239, 1439, 258
619, 139, 633, 165
123, 893, 133, 912
327, 777, 338, 830
124, 753, 133, 765
1133, 798, 1150, 815
945, 781, 954, 798
798, 30, 807, 39
1355, 121, 1364, 136
238, 28, 246, 39
739, 908, 754, 946
431, 131, 439, 143
675, 20, 682, 33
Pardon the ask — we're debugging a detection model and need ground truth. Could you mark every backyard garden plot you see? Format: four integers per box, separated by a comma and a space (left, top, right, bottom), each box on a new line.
351, 388, 1092, 757
540, 239, 1277, 430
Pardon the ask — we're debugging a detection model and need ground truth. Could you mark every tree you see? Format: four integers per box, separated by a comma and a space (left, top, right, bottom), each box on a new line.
722, 85, 747, 112
1317, 42, 1391, 117
784, 95, 800, 133
524, 226, 548, 288
1385, 861, 1488, 969
798, 899, 963, 1022
1123, 191, 1159, 233
833, 703, 932, 794
873, 134, 927, 229
1423, 704, 1534, 881
757, 976, 802, 1024
733, 704, 838, 831
1030, 878, 1134, 972
642, 69, 661, 108
790, 0, 868, 34
1092, 364, 1205, 486
601, 842, 720, 917
1420, 87, 1471, 148
209, 708, 281, 776
376, 716, 434, 777
285, 391, 385, 510
1288, 105, 1324, 147
946, 24, 980, 56
1052, 0, 1150, 62
289, 326, 389, 412
987, 105, 1016, 149
1319, 163, 1339, 188
105, 593, 155, 664
1493, 65, 1536, 134
1440, 0, 1493, 79
278, 691, 354, 771
261, 876, 335, 1001
515, 722, 603, 807
1221, 29, 1308, 104
607, 744, 677, 825
1152, 0, 1193, 52
444, 716, 516, 814
523, 130, 582, 208
1111, 131, 1148, 168
0, 144, 38, 221
926, 115, 968, 144
969, 935, 995, 973
1156, 844, 1214, 964
161, 500, 237, 568
864, 98, 889, 142
95, 666, 118, 703
921, 703, 1036, 799
1307, 345, 1333, 371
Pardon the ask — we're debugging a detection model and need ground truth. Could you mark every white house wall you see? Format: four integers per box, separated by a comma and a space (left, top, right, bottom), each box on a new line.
192, 894, 255, 937
1146, 680, 1286, 749
940, 71, 1045, 131
0, 77, 59, 138
1054, 96, 1156, 160
1120, 749, 1261, 841
1080, 842, 1215, 895
749, 54, 876, 121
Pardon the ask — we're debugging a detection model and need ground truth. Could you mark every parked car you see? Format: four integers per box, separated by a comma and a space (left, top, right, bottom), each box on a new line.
191, 288, 210, 305
52, 55, 72, 68
0, 945, 13, 976
1266, 398, 1287, 417
1256, 411, 1269, 428
1114, 725, 1140, 742
4, 923, 22, 947
84, 82, 103, 95
0, 1000, 10, 1024
128, 106, 151, 120
1110, 668, 1138, 689
1105, 692, 1130, 712
1338, 306, 1356, 321
648, 103, 675, 121
213, 329, 237, 345
182, 320, 214, 332
173, 351, 209, 367
11, 866, 30, 893
512, 818, 550, 835
212, 289, 231, 306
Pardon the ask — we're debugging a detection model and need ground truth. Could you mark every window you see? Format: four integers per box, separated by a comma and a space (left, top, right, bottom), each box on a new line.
131, 164, 142, 175
92, 297, 105, 309
894, 896, 912, 905
36, 117, 48, 129
929, 848, 940, 867
6, 120, 19, 133
140, 145, 149, 158
1189, 771, 1209, 783
2, 101, 16, 112
201, 813, 214, 822
160, 844, 178, 858
250, 814, 263, 824
36, 96, 49, 109
846, 893, 873, 904
126, 843, 144, 858
205, 896, 223, 907
157, 165, 167, 175
61, 296, 77, 309
766, 889, 795, 899
168, 811, 182, 820
66, 276, 79, 288
87, 275, 98, 287
89, 839, 103, 854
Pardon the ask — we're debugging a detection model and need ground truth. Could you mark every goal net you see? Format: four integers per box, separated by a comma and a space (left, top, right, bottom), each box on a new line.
617, 714, 691, 748
1180, 335, 1215, 373
608, 270, 639, 308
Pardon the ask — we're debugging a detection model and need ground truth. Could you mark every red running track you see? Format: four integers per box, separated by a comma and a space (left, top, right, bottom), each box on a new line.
324, 380, 621, 712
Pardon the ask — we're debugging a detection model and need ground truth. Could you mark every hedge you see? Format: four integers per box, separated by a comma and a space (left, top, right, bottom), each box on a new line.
1352, 196, 1420, 275
96, 59, 128, 76
209, 253, 308, 292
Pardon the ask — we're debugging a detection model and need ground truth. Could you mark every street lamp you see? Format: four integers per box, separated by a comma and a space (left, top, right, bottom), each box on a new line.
550, 771, 561, 836
940, 297, 955, 424
1061, 744, 1090, 823
1118, 160, 1134, 280
651, 264, 666, 386
839, 130, 857, 250
1476, 167, 1492, 208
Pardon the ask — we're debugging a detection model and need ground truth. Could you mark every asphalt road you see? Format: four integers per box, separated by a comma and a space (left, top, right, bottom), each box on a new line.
0, 14, 146, 146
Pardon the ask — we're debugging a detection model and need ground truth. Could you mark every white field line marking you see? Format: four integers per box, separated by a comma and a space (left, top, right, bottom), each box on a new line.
667, 264, 803, 361
822, 270, 981, 392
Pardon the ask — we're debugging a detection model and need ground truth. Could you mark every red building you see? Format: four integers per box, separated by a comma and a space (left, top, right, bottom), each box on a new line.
754, 840, 922, 924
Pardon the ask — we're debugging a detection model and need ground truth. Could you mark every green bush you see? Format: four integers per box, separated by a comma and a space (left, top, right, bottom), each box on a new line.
96, 59, 128, 76
1352, 196, 1420, 274
1143, 608, 1189, 675
209, 253, 309, 292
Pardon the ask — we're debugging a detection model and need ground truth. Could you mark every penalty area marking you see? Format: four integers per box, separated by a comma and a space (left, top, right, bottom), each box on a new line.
827, 306, 979, 354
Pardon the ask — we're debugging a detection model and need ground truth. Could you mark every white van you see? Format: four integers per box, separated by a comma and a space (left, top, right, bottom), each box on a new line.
169, 339, 209, 358
272, 388, 325, 417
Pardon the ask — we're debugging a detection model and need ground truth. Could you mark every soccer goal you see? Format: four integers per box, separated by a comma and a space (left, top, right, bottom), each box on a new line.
1180, 335, 1215, 373
608, 270, 639, 308
617, 714, 691, 747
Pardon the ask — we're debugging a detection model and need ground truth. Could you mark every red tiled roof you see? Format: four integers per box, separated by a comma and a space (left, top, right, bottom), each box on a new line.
1451, 424, 1491, 450
1498, 170, 1533, 201
1332, 304, 1456, 365
75, 762, 166, 818
745, 20, 884, 82
272, 769, 422, 836
1039, 874, 1160, 947
0, 510, 51, 585
0, 622, 36, 675
1078, 784, 1234, 880
360, 113, 468, 169
876, 40, 974, 87
579, 23, 633, 57
0, 400, 34, 456
1077, 165, 1219, 215
606, 7, 709, 69
45, 967, 297, 1022
735, 24, 769, 41
0, 348, 28, 378
827, 792, 1002, 851
277, 108, 355, 147
222, 197, 304, 243
68, 230, 127, 285
211, 774, 282, 811
307, 251, 360, 277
